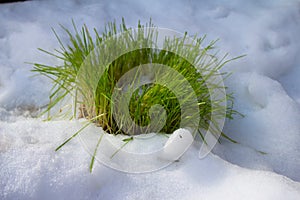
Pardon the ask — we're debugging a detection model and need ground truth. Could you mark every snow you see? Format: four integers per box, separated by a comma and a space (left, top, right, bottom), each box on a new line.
1, 0, 300, 199
161, 128, 193, 161
1, 118, 300, 200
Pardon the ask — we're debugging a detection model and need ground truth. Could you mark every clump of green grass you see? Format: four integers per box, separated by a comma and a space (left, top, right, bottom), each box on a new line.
32, 19, 240, 171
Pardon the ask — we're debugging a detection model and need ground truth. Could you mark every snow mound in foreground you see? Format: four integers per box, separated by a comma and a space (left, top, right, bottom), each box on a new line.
0, 118, 300, 200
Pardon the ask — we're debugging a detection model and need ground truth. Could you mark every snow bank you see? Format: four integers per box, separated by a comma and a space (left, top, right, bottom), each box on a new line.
0, 118, 300, 200
216, 72, 300, 180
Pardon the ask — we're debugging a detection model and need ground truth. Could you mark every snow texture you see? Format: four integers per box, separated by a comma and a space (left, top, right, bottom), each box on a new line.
0, 0, 300, 199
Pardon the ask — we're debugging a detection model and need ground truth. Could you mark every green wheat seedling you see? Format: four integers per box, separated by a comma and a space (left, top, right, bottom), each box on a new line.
32, 19, 241, 171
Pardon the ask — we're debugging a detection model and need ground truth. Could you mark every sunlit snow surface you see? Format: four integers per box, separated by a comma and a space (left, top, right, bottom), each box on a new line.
0, 0, 300, 199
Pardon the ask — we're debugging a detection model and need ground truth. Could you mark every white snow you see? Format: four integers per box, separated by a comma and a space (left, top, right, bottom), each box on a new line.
1, 0, 300, 199
1, 118, 300, 200
161, 128, 193, 161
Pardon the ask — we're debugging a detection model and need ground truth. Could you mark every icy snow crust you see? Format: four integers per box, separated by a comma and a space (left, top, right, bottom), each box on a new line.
0, 0, 300, 199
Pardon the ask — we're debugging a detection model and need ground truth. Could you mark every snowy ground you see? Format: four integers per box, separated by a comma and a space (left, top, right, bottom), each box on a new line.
1, 0, 300, 199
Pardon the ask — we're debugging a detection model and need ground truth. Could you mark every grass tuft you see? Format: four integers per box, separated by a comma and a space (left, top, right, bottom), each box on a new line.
32, 18, 241, 171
